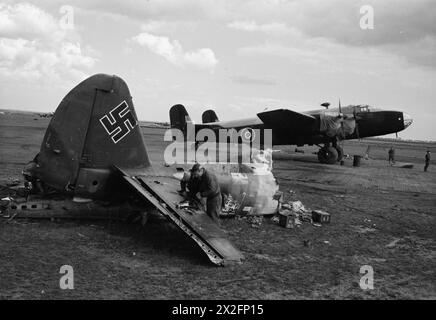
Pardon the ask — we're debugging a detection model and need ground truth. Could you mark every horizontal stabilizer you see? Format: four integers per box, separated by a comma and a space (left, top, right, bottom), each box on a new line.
115, 166, 243, 265
257, 109, 316, 131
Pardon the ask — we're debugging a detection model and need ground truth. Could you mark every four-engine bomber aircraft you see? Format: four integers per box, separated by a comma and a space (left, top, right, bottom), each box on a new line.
170, 103, 413, 164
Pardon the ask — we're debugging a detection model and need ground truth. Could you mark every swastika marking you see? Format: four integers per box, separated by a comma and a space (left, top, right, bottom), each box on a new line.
99, 101, 137, 144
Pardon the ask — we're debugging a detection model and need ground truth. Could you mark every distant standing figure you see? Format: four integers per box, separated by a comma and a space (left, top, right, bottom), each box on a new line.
364, 145, 371, 160
424, 150, 431, 172
388, 146, 395, 165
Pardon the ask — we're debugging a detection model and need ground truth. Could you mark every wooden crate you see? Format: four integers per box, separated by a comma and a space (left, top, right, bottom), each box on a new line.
279, 213, 294, 228
312, 210, 331, 224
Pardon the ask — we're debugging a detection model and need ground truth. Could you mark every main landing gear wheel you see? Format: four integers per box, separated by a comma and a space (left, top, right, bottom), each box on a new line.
318, 146, 338, 164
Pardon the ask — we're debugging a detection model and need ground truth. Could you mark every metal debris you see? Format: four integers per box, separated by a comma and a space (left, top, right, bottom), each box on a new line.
248, 216, 263, 228
278, 211, 295, 228
275, 199, 331, 228
386, 238, 401, 248
6, 178, 20, 187
176, 200, 191, 209
270, 215, 279, 223
221, 194, 238, 216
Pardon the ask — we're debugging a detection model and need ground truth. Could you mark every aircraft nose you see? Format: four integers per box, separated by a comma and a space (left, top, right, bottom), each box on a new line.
403, 113, 413, 128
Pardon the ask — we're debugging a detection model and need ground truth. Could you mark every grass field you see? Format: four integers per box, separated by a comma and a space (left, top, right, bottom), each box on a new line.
0, 110, 435, 299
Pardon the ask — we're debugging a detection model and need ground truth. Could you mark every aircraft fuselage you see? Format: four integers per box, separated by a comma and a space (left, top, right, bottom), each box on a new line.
196, 106, 412, 146
176, 104, 413, 164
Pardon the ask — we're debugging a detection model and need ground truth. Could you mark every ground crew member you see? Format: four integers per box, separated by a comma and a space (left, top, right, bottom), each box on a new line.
424, 150, 431, 172
22, 154, 44, 194
179, 170, 201, 199
191, 163, 221, 223
388, 146, 395, 165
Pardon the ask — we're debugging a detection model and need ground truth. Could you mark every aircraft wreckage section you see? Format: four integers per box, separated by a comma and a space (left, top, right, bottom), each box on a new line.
0, 73, 286, 266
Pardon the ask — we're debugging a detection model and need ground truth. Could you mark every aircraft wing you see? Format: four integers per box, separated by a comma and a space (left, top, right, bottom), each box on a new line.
257, 109, 316, 131
114, 166, 244, 266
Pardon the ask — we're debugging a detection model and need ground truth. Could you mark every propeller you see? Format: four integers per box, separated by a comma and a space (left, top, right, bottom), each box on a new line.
334, 99, 346, 156
337, 99, 346, 140
353, 106, 361, 140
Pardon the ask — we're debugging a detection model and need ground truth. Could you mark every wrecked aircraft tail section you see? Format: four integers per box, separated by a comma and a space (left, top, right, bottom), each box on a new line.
34, 74, 150, 193
19, 74, 243, 265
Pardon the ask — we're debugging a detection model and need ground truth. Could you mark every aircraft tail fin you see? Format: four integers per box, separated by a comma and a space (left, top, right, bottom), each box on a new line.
202, 109, 219, 123
169, 104, 191, 133
34, 74, 151, 192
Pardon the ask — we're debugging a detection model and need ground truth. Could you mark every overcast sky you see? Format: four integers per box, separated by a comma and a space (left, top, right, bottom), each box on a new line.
1, 0, 435, 140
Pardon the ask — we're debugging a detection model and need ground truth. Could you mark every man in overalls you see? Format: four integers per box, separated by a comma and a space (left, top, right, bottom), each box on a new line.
191, 164, 221, 223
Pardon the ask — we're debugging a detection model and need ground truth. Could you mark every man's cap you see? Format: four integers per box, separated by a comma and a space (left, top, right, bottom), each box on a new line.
191, 163, 201, 172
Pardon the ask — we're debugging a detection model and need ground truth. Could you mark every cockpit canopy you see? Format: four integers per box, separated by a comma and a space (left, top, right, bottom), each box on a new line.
347, 105, 381, 113
319, 104, 378, 117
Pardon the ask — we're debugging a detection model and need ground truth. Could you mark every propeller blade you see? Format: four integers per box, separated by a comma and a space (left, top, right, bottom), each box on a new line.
355, 121, 360, 140
338, 99, 344, 137
352, 105, 361, 140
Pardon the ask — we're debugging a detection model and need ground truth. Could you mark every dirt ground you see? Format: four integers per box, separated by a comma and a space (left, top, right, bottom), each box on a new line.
0, 111, 435, 299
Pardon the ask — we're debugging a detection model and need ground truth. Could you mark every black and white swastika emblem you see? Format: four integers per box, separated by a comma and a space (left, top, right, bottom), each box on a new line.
99, 101, 137, 144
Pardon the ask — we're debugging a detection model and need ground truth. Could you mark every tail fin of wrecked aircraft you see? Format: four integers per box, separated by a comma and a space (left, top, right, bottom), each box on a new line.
169, 104, 191, 133
202, 109, 219, 123
35, 74, 151, 192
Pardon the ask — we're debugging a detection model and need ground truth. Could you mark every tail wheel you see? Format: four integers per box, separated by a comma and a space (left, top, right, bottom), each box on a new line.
318, 146, 338, 164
